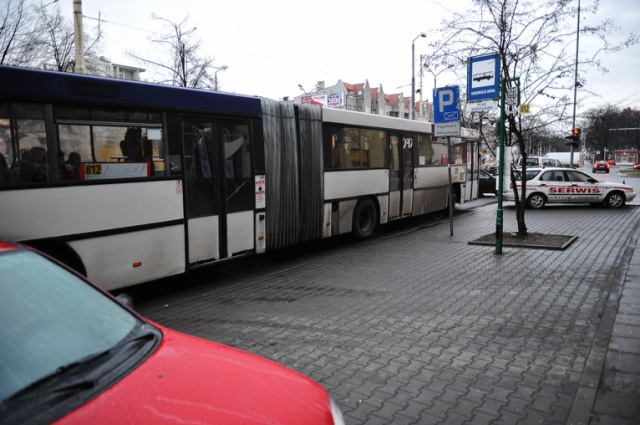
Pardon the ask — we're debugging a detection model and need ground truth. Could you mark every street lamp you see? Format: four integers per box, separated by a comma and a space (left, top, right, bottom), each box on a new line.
425, 64, 454, 96
411, 32, 426, 120
422, 64, 453, 121
214, 65, 228, 91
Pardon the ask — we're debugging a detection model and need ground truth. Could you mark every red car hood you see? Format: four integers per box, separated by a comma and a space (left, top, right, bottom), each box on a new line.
55, 327, 334, 424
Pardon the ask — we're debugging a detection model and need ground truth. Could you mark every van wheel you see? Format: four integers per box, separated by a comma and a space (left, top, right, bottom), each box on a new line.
352, 198, 377, 240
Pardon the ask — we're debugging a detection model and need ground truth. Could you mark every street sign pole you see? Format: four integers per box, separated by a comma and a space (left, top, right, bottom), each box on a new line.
447, 136, 453, 236
496, 78, 506, 254
433, 86, 460, 237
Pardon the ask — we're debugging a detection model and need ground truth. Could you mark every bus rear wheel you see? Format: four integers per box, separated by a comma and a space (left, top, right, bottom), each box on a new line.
352, 198, 377, 240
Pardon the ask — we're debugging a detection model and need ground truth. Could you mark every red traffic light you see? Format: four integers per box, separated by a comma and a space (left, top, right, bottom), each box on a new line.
564, 128, 581, 145
565, 128, 581, 141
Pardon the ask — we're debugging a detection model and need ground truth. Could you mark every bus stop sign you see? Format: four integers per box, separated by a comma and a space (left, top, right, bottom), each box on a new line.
467, 53, 500, 102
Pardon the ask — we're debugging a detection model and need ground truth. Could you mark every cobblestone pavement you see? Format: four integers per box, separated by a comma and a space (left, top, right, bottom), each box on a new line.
135, 201, 640, 424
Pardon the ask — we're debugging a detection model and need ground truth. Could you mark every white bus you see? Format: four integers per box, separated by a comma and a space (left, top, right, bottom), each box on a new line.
0, 66, 480, 290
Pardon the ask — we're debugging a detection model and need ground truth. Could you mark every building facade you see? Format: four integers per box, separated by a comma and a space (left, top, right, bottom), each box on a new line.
293, 79, 432, 121
42, 56, 145, 81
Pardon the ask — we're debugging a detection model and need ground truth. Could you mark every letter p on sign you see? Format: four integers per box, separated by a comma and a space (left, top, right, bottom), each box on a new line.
438, 89, 454, 112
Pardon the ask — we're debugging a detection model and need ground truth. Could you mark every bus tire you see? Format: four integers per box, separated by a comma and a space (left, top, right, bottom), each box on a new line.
352, 198, 377, 240
451, 185, 460, 210
443, 185, 459, 213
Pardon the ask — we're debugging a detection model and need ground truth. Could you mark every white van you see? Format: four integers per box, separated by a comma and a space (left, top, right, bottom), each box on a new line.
545, 152, 583, 167
517, 156, 563, 167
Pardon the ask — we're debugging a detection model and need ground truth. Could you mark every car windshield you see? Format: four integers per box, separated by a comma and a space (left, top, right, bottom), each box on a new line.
0, 249, 143, 402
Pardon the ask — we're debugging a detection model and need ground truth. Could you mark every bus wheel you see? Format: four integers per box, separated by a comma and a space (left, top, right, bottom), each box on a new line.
352, 198, 377, 240
451, 186, 459, 210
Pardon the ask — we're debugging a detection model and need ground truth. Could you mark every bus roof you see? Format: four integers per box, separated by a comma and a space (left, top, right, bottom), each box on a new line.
0, 66, 262, 117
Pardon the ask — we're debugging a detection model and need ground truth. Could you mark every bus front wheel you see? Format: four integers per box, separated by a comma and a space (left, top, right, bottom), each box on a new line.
352, 198, 377, 240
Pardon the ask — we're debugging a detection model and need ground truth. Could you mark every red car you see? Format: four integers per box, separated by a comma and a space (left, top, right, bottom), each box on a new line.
592, 160, 610, 173
0, 242, 344, 425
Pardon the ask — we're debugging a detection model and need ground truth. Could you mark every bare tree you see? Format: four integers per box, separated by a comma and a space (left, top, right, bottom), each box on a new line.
424, 0, 638, 235
0, 0, 48, 67
35, 2, 73, 71
585, 105, 640, 158
1, 0, 103, 72
127, 15, 220, 89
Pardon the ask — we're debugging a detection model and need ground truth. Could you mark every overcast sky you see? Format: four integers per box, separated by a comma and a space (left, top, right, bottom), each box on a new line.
64, 0, 639, 117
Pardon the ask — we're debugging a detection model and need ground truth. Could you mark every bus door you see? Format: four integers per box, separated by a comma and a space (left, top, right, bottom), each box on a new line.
465, 140, 480, 201
182, 118, 254, 266
389, 134, 414, 220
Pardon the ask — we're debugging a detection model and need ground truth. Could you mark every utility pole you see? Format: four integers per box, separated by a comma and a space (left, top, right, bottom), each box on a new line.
411, 33, 426, 120
73, 0, 86, 74
419, 55, 425, 120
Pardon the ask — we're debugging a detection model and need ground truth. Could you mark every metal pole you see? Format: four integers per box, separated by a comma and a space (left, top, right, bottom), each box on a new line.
570, 0, 581, 166
411, 41, 416, 120
496, 79, 506, 254
419, 55, 424, 120
447, 136, 454, 236
411, 33, 426, 120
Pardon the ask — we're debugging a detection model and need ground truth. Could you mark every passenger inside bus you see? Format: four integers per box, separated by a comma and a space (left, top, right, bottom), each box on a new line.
67, 152, 81, 176
58, 150, 78, 181
120, 127, 143, 161
0, 153, 9, 184
11, 146, 47, 183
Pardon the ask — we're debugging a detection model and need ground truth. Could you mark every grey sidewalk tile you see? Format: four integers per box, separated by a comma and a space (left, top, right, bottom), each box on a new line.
134, 204, 640, 424
609, 335, 640, 355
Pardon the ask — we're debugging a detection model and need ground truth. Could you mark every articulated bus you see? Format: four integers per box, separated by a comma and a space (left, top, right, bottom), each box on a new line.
0, 66, 480, 290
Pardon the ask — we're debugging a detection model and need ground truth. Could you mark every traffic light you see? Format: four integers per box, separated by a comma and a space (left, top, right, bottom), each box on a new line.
565, 128, 581, 147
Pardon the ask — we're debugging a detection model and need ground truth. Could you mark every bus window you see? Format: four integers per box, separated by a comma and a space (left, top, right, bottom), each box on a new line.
183, 120, 217, 217
452, 142, 466, 164
1, 103, 48, 185
417, 133, 434, 165
0, 107, 12, 185
326, 125, 387, 169
362, 128, 386, 168
222, 121, 253, 213
55, 106, 165, 180
430, 138, 449, 165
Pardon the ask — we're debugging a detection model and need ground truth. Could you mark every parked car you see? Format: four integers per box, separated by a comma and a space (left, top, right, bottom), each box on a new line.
592, 160, 610, 173
0, 241, 345, 425
516, 156, 563, 168
478, 169, 497, 196
481, 161, 499, 175
504, 167, 636, 209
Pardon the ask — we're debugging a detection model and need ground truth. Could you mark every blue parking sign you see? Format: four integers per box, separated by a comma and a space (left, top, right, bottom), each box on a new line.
433, 86, 460, 123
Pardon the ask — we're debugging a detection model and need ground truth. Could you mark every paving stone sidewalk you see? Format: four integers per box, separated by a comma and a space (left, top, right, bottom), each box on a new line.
136, 203, 640, 424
